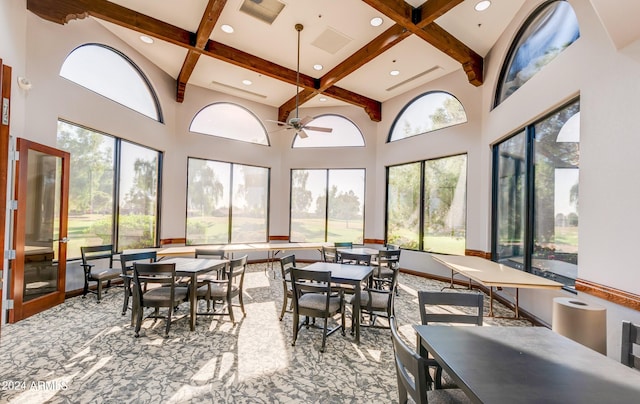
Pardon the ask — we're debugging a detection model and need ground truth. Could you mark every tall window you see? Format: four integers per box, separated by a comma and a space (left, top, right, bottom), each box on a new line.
495, 1, 580, 107
60, 44, 162, 121
292, 115, 365, 148
57, 120, 161, 257
493, 99, 579, 287
386, 154, 467, 254
290, 169, 365, 243
190, 103, 269, 145
388, 91, 467, 142
186, 158, 269, 244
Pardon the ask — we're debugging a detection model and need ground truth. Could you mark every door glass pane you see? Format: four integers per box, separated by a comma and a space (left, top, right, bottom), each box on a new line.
423, 155, 467, 254
533, 100, 580, 283
24, 150, 62, 301
57, 121, 115, 258
327, 169, 365, 243
118, 141, 159, 250
291, 170, 326, 242
186, 159, 230, 244
231, 165, 269, 243
495, 131, 527, 267
387, 163, 421, 249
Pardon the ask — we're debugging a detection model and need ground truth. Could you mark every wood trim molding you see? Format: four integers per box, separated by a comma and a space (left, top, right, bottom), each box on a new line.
364, 238, 385, 245
575, 279, 640, 312
160, 238, 186, 246
465, 249, 491, 259
269, 235, 289, 241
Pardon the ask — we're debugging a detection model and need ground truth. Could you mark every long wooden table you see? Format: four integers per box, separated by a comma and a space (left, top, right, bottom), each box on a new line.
431, 254, 563, 318
157, 242, 330, 258
414, 325, 640, 403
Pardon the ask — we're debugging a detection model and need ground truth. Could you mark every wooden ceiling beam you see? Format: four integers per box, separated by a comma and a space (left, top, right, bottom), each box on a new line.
177, 0, 227, 102
362, 0, 483, 86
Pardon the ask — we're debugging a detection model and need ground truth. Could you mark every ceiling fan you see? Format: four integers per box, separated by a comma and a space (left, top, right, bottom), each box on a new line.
268, 24, 332, 139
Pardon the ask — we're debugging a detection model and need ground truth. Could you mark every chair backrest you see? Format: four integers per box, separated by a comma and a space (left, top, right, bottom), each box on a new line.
132, 262, 177, 303
339, 251, 371, 266
621, 320, 640, 369
378, 249, 401, 268
81, 244, 114, 268
386, 244, 400, 250
390, 316, 429, 404
225, 254, 247, 287
279, 254, 296, 279
290, 268, 333, 315
334, 241, 353, 248
119, 251, 157, 275
418, 291, 484, 326
195, 248, 226, 259
321, 246, 337, 263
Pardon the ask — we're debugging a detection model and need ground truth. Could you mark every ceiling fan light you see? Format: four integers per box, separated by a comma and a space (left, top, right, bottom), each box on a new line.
242, 79, 252, 85
139, 35, 154, 44
474, 1, 491, 12
390, 70, 400, 76
221, 24, 234, 33
313, 64, 323, 71
370, 17, 383, 27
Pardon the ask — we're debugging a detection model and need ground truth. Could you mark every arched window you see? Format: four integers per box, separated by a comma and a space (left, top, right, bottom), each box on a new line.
495, 0, 580, 107
60, 43, 162, 122
190, 103, 269, 145
292, 114, 364, 148
388, 91, 467, 142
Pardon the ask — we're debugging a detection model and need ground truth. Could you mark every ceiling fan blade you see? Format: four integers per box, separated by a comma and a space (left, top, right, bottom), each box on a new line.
266, 119, 289, 126
304, 126, 333, 133
298, 129, 309, 139
299, 116, 313, 126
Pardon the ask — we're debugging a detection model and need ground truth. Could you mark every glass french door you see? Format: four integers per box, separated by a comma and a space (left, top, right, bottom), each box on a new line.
9, 138, 69, 322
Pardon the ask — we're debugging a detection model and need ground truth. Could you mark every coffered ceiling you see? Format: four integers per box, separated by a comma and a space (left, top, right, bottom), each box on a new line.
27, 0, 525, 122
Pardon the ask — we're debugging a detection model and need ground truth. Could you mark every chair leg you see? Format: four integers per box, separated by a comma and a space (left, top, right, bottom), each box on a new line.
165, 306, 172, 337
435, 366, 443, 389
397, 373, 408, 404
292, 313, 299, 346
122, 279, 130, 315
228, 297, 235, 323
96, 281, 103, 303
135, 305, 143, 338
279, 294, 288, 321
320, 318, 328, 352
82, 277, 89, 298
239, 291, 246, 317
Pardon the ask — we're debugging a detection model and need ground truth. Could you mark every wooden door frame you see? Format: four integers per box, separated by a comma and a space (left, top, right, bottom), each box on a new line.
0, 60, 11, 333
9, 138, 70, 322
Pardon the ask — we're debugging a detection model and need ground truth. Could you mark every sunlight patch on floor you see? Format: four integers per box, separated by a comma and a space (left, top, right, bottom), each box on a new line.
243, 271, 271, 289
79, 356, 112, 381
237, 301, 288, 381
167, 383, 212, 403
191, 357, 217, 382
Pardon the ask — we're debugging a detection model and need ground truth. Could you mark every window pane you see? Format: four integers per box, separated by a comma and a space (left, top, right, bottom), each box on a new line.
60, 44, 161, 121
292, 115, 365, 148
496, 1, 580, 105
533, 100, 579, 284
495, 131, 527, 266
57, 121, 115, 259
190, 103, 269, 145
327, 169, 365, 243
118, 141, 159, 250
231, 165, 269, 243
423, 155, 467, 254
186, 159, 230, 244
290, 170, 327, 242
387, 163, 421, 249
389, 92, 467, 142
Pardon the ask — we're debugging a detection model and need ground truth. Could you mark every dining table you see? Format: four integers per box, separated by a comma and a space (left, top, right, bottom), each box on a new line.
414, 324, 640, 403
302, 261, 373, 343
161, 257, 228, 331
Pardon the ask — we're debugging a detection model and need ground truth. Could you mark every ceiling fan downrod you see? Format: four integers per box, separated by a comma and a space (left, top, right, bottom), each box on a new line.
294, 23, 303, 122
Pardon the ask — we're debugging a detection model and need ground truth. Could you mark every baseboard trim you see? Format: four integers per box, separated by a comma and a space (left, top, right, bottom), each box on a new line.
575, 278, 640, 311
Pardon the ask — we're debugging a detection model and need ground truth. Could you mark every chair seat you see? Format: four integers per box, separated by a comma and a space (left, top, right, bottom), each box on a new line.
349, 290, 388, 310
299, 293, 342, 312
142, 286, 189, 305
377, 267, 394, 278
196, 283, 239, 299
90, 268, 121, 281
427, 388, 471, 403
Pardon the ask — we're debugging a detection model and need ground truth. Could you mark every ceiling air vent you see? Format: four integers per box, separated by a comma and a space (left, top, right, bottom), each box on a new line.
239, 0, 285, 25
311, 27, 352, 55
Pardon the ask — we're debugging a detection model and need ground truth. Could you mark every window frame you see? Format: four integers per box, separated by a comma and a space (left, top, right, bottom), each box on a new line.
189, 102, 270, 146
292, 114, 365, 148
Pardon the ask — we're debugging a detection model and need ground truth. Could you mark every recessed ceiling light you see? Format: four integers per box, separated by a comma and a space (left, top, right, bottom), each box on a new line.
221, 24, 234, 33
242, 79, 252, 85
475, 1, 491, 11
390, 70, 400, 76
319, 97, 327, 102
313, 64, 323, 71
139, 35, 154, 44
370, 17, 383, 27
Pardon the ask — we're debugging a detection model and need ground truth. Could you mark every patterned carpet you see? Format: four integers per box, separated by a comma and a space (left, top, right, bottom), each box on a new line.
0, 263, 529, 403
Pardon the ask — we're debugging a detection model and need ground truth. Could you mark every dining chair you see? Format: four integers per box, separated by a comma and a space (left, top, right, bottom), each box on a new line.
278, 254, 296, 320
196, 255, 247, 323
621, 320, 640, 369
132, 262, 189, 338
80, 244, 120, 303
290, 267, 345, 352
339, 251, 371, 266
321, 246, 338, 263
194, 247, 228, 295
375, 249, 401, 280
417, 290, 484, 389
390, 317, 470, 404
350, 260, 398, 329
334, 241, 353, 249
119, 250, 157, 316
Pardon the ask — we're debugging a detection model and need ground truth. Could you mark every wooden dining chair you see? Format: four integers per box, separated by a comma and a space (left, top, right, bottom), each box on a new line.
278, 254, 296, 320
321, 246, 337, 263
417, 290, 484, 389
339, 251, 371, 266
132, 262, 189, 338
390, 317, 470, 403
194, 247, 227, 292
290, 267, 345, 352
195, 255, 247, 323
333, 241, 353, 249
350, 260, 398, 329
621, 321, 640, 369
80, 244, 120, 303
119, 251, 157, 316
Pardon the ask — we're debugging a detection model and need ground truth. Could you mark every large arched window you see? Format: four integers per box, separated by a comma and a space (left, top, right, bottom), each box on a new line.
190, 103, 269, 145
495, 0, 580, 107
292, 114, 364, 148
388, 91, 467, 142
60, 43, 162, 122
